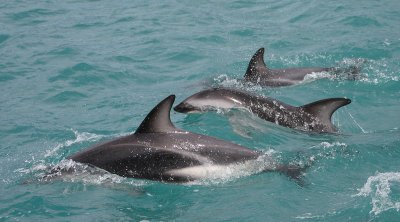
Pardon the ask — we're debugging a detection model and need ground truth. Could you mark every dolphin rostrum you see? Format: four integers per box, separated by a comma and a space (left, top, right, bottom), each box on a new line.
174, 88, 351, 133
244, 48, 360, 87
67, 95, 305, 183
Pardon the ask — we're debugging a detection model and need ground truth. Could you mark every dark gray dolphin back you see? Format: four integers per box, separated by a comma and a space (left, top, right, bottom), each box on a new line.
135, 95, 180, 134
301, 98, 351, 131
244, 47, 269, 80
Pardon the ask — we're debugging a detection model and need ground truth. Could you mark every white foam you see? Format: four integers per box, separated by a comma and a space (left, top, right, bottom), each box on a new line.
295, 212, 325, 220
213, 74, 263, 92
354, 172, 400, 215
307, 142, 348, 163
359, 59, 399, 84
15, 163, 48, 174
17, 130, 147, 190
309, 141, 347, 151
15, 130, 112, 182
303, 71, 331, 81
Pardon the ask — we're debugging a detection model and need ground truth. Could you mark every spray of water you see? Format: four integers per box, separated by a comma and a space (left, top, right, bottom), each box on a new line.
354, 172, 400, 215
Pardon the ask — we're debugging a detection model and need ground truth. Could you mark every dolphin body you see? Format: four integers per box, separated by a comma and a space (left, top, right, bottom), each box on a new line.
244, 48, 359, 87
68, 95, 303, 183
174, 88, 351, 133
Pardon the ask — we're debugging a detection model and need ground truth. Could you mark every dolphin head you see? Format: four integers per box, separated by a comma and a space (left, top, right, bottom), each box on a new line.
174, 88, 243, 113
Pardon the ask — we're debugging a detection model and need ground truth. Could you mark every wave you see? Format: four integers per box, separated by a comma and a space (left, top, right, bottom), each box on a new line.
44, 129, 108, 158
354, 172, 400, 215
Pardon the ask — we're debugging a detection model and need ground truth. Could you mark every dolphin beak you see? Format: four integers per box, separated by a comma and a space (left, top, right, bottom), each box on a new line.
173, 102, 190, 113
174, 102, 201, 113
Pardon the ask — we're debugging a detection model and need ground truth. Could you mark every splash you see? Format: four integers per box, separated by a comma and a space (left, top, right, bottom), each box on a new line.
260, 53, 399, 85
44, 129, 107, 158
43, 159, 145, 186
17, 129, 145, 191
354, 172, 400, 215
359, 59, 400, 84
20, 159, 147, 193
16, 129, 113, 176
308, 141, 350, 162
213, 74, 263, 92
309, 141, 348, 152
303, 71, 331, 82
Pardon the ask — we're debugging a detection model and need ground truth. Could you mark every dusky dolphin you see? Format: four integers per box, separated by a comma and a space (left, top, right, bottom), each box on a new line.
67, 95, 305, 183
244, 48, 360, 87
174, 88, 351, 133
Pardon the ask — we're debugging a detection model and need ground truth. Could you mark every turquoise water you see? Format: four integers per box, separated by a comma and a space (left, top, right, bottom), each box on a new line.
1, 0, 400, 221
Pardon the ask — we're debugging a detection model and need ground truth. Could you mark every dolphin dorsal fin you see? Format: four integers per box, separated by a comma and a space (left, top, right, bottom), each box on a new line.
135, 95, 179, 134
244, 47, 269, 80
301, 98, 351, 128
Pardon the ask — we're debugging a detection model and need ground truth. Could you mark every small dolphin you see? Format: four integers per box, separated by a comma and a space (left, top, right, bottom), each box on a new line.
244, 48, 359, 87
68, 95, 305, 183
174, 88, 351, 133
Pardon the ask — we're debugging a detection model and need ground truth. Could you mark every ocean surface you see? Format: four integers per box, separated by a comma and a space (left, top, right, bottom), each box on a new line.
1, 0, 400, 221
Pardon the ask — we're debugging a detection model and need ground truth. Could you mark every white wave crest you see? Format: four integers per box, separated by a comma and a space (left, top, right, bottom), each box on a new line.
354, 172, 400, 215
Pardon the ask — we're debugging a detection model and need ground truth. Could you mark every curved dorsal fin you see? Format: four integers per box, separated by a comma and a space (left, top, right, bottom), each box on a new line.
244, 47, 269, 80
135, 95, 179, 134
301, 98, 351, 128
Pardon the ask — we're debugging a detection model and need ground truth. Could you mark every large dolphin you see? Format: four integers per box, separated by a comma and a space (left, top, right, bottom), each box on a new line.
244, 48, 359, 87
174, 88, 351, 133
67, 95, 304, 183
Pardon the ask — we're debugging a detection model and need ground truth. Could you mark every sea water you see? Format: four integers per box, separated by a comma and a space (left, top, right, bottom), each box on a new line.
1, 0, 400, 221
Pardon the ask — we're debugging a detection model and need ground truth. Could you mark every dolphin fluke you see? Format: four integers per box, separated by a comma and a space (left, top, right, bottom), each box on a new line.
301, 98, 351, 132
135, 95, 180, 134
244, 47, 269, 80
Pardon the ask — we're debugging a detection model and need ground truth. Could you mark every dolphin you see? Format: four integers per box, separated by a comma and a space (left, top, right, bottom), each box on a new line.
244, 48, 359, 87
67, 95, 305, 183
174, 88, 351, 133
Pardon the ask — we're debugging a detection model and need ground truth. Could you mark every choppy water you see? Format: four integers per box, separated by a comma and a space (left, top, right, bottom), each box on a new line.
1, 0, 400, 221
